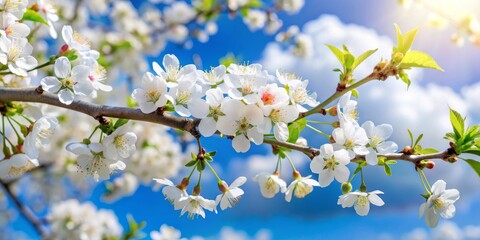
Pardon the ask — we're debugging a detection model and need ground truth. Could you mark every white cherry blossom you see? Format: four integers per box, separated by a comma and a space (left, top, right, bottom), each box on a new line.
285, 175, 319, 202
419, 180, 460, 228
0, 36, 37, 76
310, 144, 350, 187
253, 172, 287, 198
66, 142, 125, 181
338, 190, 385, 216
216, 176, 246, 210
217, 99, 266, 152
177, 195, 217, 219
361, 121, 398, 165
40, 57, 92, 105
24, 116, 59, 159
189, 88, 226, 137
150, 224, 182, 240
225, 63, 269, 104
153, 178, 187, 210
287, 80, 318, 112
163, 1, 196, 25
152, 54, 197, 87
337, 91, 359, 124
257, 83, 289, 114
132, 72, 168, 114
102, 125, 137, 160
332, 121, 369, 159
277, 0, 305, 14
166, 78, 204, 117
243, 10, 267, 31
62, 25, 91, 52
0, 0, 28, 19
0, 154, 39, 178
0, 14, 30, 38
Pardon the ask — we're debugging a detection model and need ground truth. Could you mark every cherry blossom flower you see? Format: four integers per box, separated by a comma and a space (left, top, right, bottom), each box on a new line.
332, 121, 369, 159
40, 57, 92, 105
287, 80, 318, 112
253, 172, 287, 198
361, 121, 398, 165
62, 25, 90, 52
102, 125, 137, 160
277, 0, 305, 14
216, 176, 246, 210
338, 190, 385, 216
132, 72, 168, 114
87, 64, 112, 97
166, 78, 204, 117
217, 99, 266, 152
0, 36, 37, 76
150, 224, 182, 240
38, 0, 59, 38
0, 14, 30, 38
285, 174, 319, 202
177, 195, 217, 219
225, 63, 269, 104
153, 178, 187, 210
163, 1, 196, 25
152, 54, 197, 88
24, 116, 59, 159
66, 142, 125, 181
0, 0, 28, 19
419, 180, 460, 227
310, 144, 350, 187
243, 10, 267, 31
337, 91, 359, 124
189, 88, 226, 137
0, 154, 39, 178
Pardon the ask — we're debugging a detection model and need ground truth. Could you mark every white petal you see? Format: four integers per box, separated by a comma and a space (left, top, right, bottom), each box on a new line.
198, 118, 217, 137
54, 57, 71, 79
319, 170, 334, 187
188, 100, 209, 118
58, 89, 74, 105
230, 176, 247, 188
163, 54, 180, 71
232, 135, 251, 153
354, 202, 370, 216
365, 148, 378, 165
368, 193, 385, 206
274, 122, 289, 142
41, 77, 61, 93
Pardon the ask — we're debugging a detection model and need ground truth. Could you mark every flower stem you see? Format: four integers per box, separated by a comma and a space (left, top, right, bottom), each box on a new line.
418, 169, 431, 195
274, 155, 282, 172
205, 160, 222, 183
187, 165, 197, 181
6, 116, 22, 143
305, 124, 330, 138
284, 153, 297, 172
306, 120, 332, 125
88, 126, 99, 140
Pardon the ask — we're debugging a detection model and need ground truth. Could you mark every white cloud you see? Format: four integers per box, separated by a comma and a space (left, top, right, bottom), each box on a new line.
192, 226, 272, 240
259, 14, 480, 209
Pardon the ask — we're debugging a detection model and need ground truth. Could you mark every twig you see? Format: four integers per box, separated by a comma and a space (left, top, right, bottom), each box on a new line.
0, 181, 47, 237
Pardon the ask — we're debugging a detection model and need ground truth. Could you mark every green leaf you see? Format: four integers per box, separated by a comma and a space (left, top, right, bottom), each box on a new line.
344, 53, 355, 70
399, 50, 444, 71
209, 151, 217, 157
353, 164, 363, 175
287, 118, 307, 143
464, 159, 480, 177
384, 164, 392, 176
399, 71, 411, 88
126, 96, 137, 108
326, 44, 345, 65
198, 160, 206, 171
385, 160, 397, 165
408, 129, 414, 147
464, 149, 480, 156
203, 0, 216, 10
394, 24, 404, 53
417, 148, 440, 154
400, 27, 418, 54
352, 49, 377, 70
114, 119, 129, 129
185, 160, 197, 167
414, 133, 424, 148
449, 108, 465, 139
351, 89, 359, 98
247, 0, 262, 7
21, 9, 48, 25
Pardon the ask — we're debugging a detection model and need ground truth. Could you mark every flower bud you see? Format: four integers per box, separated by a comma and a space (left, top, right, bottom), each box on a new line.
393, 52, 404, 63
218, 181, 229, 193
359, 184, 367, 193
60, 44, 69, 54
341, 182, 352, 194
292, 170, 301, 180
332, 121, 340, 128
374, 60, 388, 73
401, 146, 413, 155
327, 106, 338, 117
425, 161, 435, 169
193, 185, 201, 196
176, 177, 190, 190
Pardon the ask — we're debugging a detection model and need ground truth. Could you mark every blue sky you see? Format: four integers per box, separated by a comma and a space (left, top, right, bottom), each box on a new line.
10, 0, 480, 239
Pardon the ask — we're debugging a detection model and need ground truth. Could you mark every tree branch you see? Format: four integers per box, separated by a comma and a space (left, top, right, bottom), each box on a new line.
263, 137, 452, 164
0, 180, 47, 237
0, 87, 199, 133
0, 87, 454, 164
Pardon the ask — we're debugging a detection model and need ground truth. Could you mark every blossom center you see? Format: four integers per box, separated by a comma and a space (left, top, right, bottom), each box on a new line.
357, 196, 369, 206
147, 90, 160, 102
292, 88, 307, 103
166, 67, 180, 83
176, 90, 191, 106
261, 92, 276, 105
113, 135, 126, 149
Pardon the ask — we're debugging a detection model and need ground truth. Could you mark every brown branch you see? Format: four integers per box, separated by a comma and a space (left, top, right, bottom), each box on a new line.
0, 87, 199, 133
0, 180, 47, 237
263, 137, 452, 164
0, 87, 454, 164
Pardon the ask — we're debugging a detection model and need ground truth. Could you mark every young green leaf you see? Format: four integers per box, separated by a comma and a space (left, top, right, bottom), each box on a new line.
114, 118, 129, 129
287, 118, 307, 143
408, 129, 414, 147
414, 133, 424, 148
464, 159, 480, 177
400, 27, 418, 54
21, 9, 49, 25
449, 108, 465, 139
325, 44, 345, 65
352, 49, 378, 70
399, 50, 444, 71
394, 24, 404, 53
399, 71, 411, 88
384, 164, 392, 176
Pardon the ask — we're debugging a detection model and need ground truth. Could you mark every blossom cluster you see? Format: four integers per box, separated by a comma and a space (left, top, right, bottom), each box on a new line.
132, 54, 318, 152
47, 199, 122, 240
